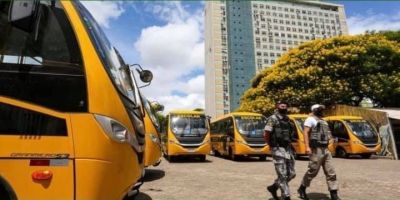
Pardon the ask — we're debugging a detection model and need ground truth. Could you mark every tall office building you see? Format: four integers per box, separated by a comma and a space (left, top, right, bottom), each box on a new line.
205, 0, 348, 118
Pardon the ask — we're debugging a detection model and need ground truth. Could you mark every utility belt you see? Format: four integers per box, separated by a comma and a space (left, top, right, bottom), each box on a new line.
310, 139, 328, 148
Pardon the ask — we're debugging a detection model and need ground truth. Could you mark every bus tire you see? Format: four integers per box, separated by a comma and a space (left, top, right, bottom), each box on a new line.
336, 147, 348, 158
361, 153, 372, 159
213, 149, 220, 157
199, 155, 206, 162
167, 155, 175, 162
259, 155, 267, 161
0, 177, 17, 200
229, 148, 237, 161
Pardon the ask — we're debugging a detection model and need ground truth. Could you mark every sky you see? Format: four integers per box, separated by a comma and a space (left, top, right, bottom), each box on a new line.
81, 1, 400, 113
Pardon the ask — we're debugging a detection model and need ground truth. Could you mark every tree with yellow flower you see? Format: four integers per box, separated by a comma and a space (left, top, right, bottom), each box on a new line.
239, 35, 400, 115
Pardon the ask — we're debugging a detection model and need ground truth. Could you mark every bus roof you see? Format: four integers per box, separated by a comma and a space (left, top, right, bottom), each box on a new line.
288, 114, 309, 119
168, 110, 205, 115
211, 112, 264, 122
324, 115, 363, 120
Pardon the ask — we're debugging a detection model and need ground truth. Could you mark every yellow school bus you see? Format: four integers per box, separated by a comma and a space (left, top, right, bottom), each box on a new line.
325, 116, 381, 158
210, 112, 269, 161
0, 1, 152, 199
289, 114, 335, 158
161, 110, 211, 162
143, 98, 162, 167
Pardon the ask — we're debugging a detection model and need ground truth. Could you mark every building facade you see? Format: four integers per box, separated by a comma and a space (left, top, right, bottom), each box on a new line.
205, 0, 348, 118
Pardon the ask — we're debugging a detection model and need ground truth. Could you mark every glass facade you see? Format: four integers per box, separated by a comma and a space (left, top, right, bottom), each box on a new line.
226, 0, 255, 111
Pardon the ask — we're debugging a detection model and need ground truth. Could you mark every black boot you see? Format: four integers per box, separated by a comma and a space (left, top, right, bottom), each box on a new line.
330, 190, 341, 200
267, 184, 279, 200
283, 197, 291, 200
297, 185, 309, 200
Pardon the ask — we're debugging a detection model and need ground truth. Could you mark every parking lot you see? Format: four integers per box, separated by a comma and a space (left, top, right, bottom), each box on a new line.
137, 155, 400, 200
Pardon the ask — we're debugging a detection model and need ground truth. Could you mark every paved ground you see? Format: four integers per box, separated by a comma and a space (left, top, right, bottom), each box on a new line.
136, 155, 400, 200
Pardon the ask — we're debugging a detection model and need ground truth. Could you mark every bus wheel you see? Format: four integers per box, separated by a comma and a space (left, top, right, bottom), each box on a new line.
229, 148, 237, 161
167, 155, 176, 162
361, 153, 372, 159
0, 178, 17, 200
199, 155, 206, 162
213, 149, 220, 157
259, 155, 267, 161
336, 147, 348, 158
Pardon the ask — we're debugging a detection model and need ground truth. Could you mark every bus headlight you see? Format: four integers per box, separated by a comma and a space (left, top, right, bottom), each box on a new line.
353, 140, 363, 144
236, 140, 247, 144
95, 114, 129, 143
95, 114, 143, 153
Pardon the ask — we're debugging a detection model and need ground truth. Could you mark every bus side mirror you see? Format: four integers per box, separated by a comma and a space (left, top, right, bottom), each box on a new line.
138, 69, 153, 83
8, 0, 40, 32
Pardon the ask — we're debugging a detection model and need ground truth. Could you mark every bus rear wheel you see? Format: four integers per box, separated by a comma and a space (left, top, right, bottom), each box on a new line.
0, 179, 17, 200
361, 153, 372, 159
198, 155, 206, 162
167, 155, 176, 162
213, 149, 221, 157
258, 155, 267, 161
229, 148, 237, 161
336, 147, 348, 158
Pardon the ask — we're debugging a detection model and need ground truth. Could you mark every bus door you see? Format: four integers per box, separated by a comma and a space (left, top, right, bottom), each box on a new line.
291, 121, 301, 152
226, 117, 235, 154
161, 115, 170, 155
0, 99, 74, 199
330, 120, 351, 152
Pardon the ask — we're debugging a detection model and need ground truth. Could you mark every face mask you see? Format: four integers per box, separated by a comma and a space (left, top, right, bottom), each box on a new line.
314, 110, 323, 117
278, 109, 288, 115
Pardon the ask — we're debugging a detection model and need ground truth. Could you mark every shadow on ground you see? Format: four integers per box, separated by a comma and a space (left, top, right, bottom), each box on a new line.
211, 155, 272, 162
133, 192, 152, 200
143, 169, 165, 182
307, 192, 331, 200
267, 192, 330, 200
165, 156, 212, 163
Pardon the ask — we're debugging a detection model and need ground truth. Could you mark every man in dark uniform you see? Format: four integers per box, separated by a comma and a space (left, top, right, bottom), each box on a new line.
264, 101, 296, 200
297, 104, 341, 200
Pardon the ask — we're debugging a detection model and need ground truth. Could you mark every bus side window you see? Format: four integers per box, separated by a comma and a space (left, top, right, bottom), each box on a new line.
333, 121, 349, 139
227, 117, 234, 137
210, 123, 217, 135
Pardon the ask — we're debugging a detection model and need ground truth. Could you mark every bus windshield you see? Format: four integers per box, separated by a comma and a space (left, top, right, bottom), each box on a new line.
143, 98, 159, 128
345, 120, 377, 139
235, 116, 266, 137
74, 2, 140, 107
170, 115, 208, 136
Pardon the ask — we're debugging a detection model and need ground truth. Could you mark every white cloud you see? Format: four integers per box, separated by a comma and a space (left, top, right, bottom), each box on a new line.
145, 2, 190, 24
347, 11, 400, 35
134, 2, 205, 112
81, 1, 125, 28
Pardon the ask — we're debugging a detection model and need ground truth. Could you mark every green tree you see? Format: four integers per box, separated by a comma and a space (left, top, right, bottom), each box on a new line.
377, 30, 400, 43
239, 35, 400, 116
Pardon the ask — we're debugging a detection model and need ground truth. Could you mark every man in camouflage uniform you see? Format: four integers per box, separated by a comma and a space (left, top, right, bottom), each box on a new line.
298, 104, 341, 200
264, 101, 296, 200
